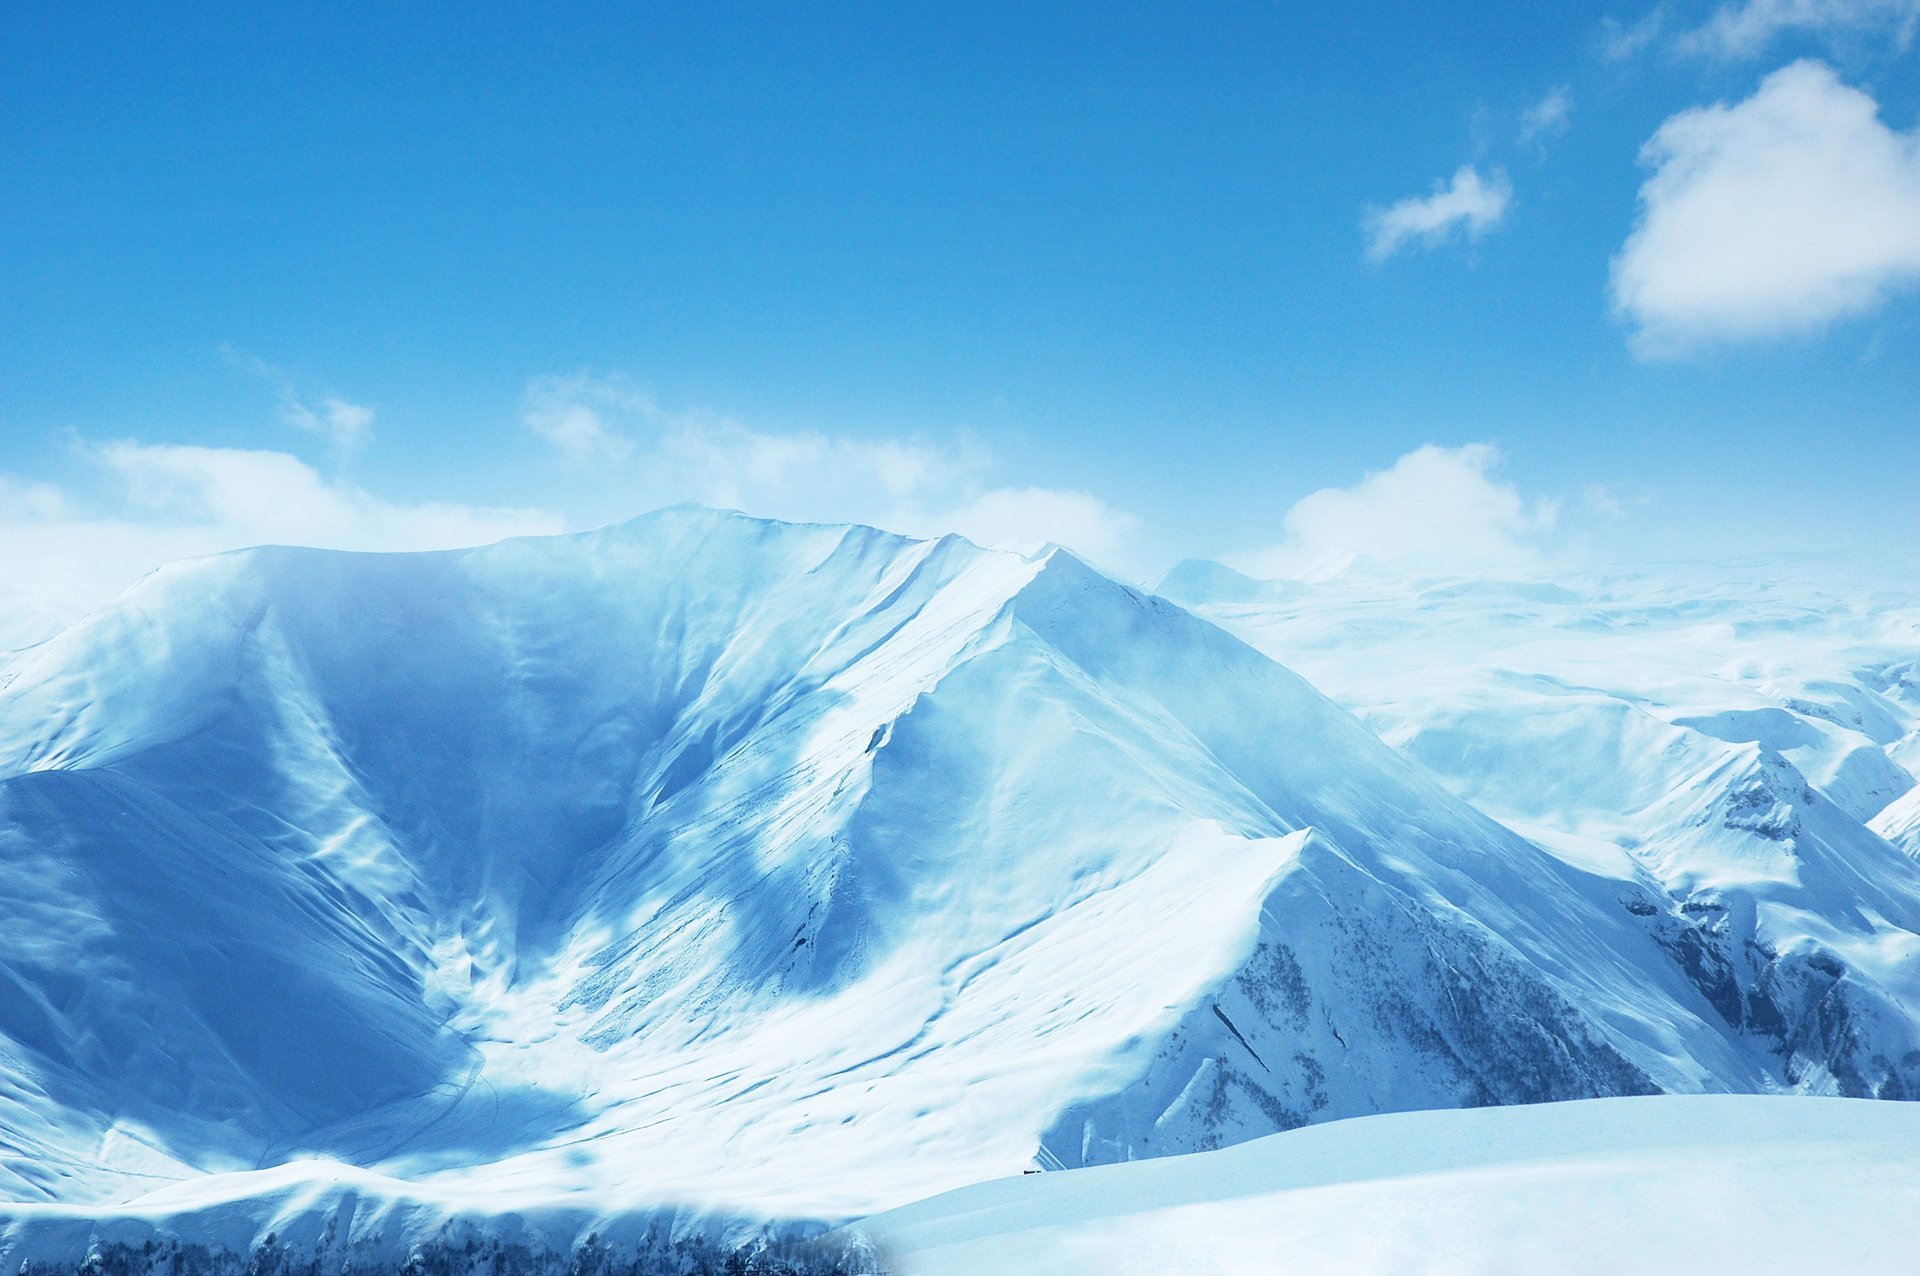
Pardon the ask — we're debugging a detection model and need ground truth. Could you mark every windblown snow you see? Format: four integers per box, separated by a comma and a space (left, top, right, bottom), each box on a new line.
2, 511, 1918, 1269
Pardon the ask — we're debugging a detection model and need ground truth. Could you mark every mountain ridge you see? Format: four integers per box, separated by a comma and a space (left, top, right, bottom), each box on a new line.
3, 510, 1917, 1261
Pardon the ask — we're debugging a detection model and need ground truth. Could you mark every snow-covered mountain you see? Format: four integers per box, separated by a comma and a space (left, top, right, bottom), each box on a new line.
1158, 556, 1920, 1098
3, 513, 1918, 1267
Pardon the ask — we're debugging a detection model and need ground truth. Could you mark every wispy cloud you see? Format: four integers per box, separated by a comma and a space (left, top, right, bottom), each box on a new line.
220, 344, 375, 449
939, 487, 1140, 569
1674, 0, 1920, 58
521, 374, 643, 465
1520, 86, 1574, 145
1601, 8, 1670, 60
1, 372, 1148, 648
1363, 166, 1513, 263
282, 397, 375, 450
1610, 59, 1920, 357
517, 372, 1143, 574
1228, 444, 1559, 582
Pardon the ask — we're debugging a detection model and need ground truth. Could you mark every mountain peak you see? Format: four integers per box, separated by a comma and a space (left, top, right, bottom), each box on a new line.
1151, 558, 1288, 607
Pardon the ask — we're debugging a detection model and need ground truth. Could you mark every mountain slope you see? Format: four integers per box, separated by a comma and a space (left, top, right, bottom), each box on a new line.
1158, 557, 1920, 1102
0, 513, 1908, 1249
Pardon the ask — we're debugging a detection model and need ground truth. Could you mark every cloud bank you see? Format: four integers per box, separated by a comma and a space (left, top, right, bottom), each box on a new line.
0, 445, 560, 650
1611, 60, 1920, 357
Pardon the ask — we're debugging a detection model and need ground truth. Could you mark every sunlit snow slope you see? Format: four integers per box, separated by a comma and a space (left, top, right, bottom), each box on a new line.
0, 513, 1911, 1249
860, 1094, 1920, 1275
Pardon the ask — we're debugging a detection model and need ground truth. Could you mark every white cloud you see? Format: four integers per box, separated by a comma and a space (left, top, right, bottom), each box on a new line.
941, 487, 1140, 568
1581, 483, 1629, 521
518, 373, 1143, 574
282, 395, 375, 449
521, 373, 970, 513
1363, 166, 1513, 263
521, 374, 641, 464
1520, 87, 1574, 145
1675, 0, 1919, 58
0, 444, 561, 649
221, 344, 375, 449
91, 442, 560, 549
1610, 60, 1920, 356
1602, 9, 1670, 60
1228, 444, 1559, 582
0, 475, 69, 521
0, 378, 1144, 649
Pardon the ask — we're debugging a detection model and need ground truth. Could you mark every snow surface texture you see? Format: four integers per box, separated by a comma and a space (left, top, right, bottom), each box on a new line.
859, 1093, 1920, 1275
2, 511, 1918, 1264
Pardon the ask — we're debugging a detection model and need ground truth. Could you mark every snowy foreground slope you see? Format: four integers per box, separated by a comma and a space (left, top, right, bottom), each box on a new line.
2, 511, 1919, 1266
858, 1093, 1920, 1275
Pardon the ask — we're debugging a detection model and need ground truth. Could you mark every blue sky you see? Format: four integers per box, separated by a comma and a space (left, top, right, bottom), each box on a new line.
2, 1, 1917, 623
